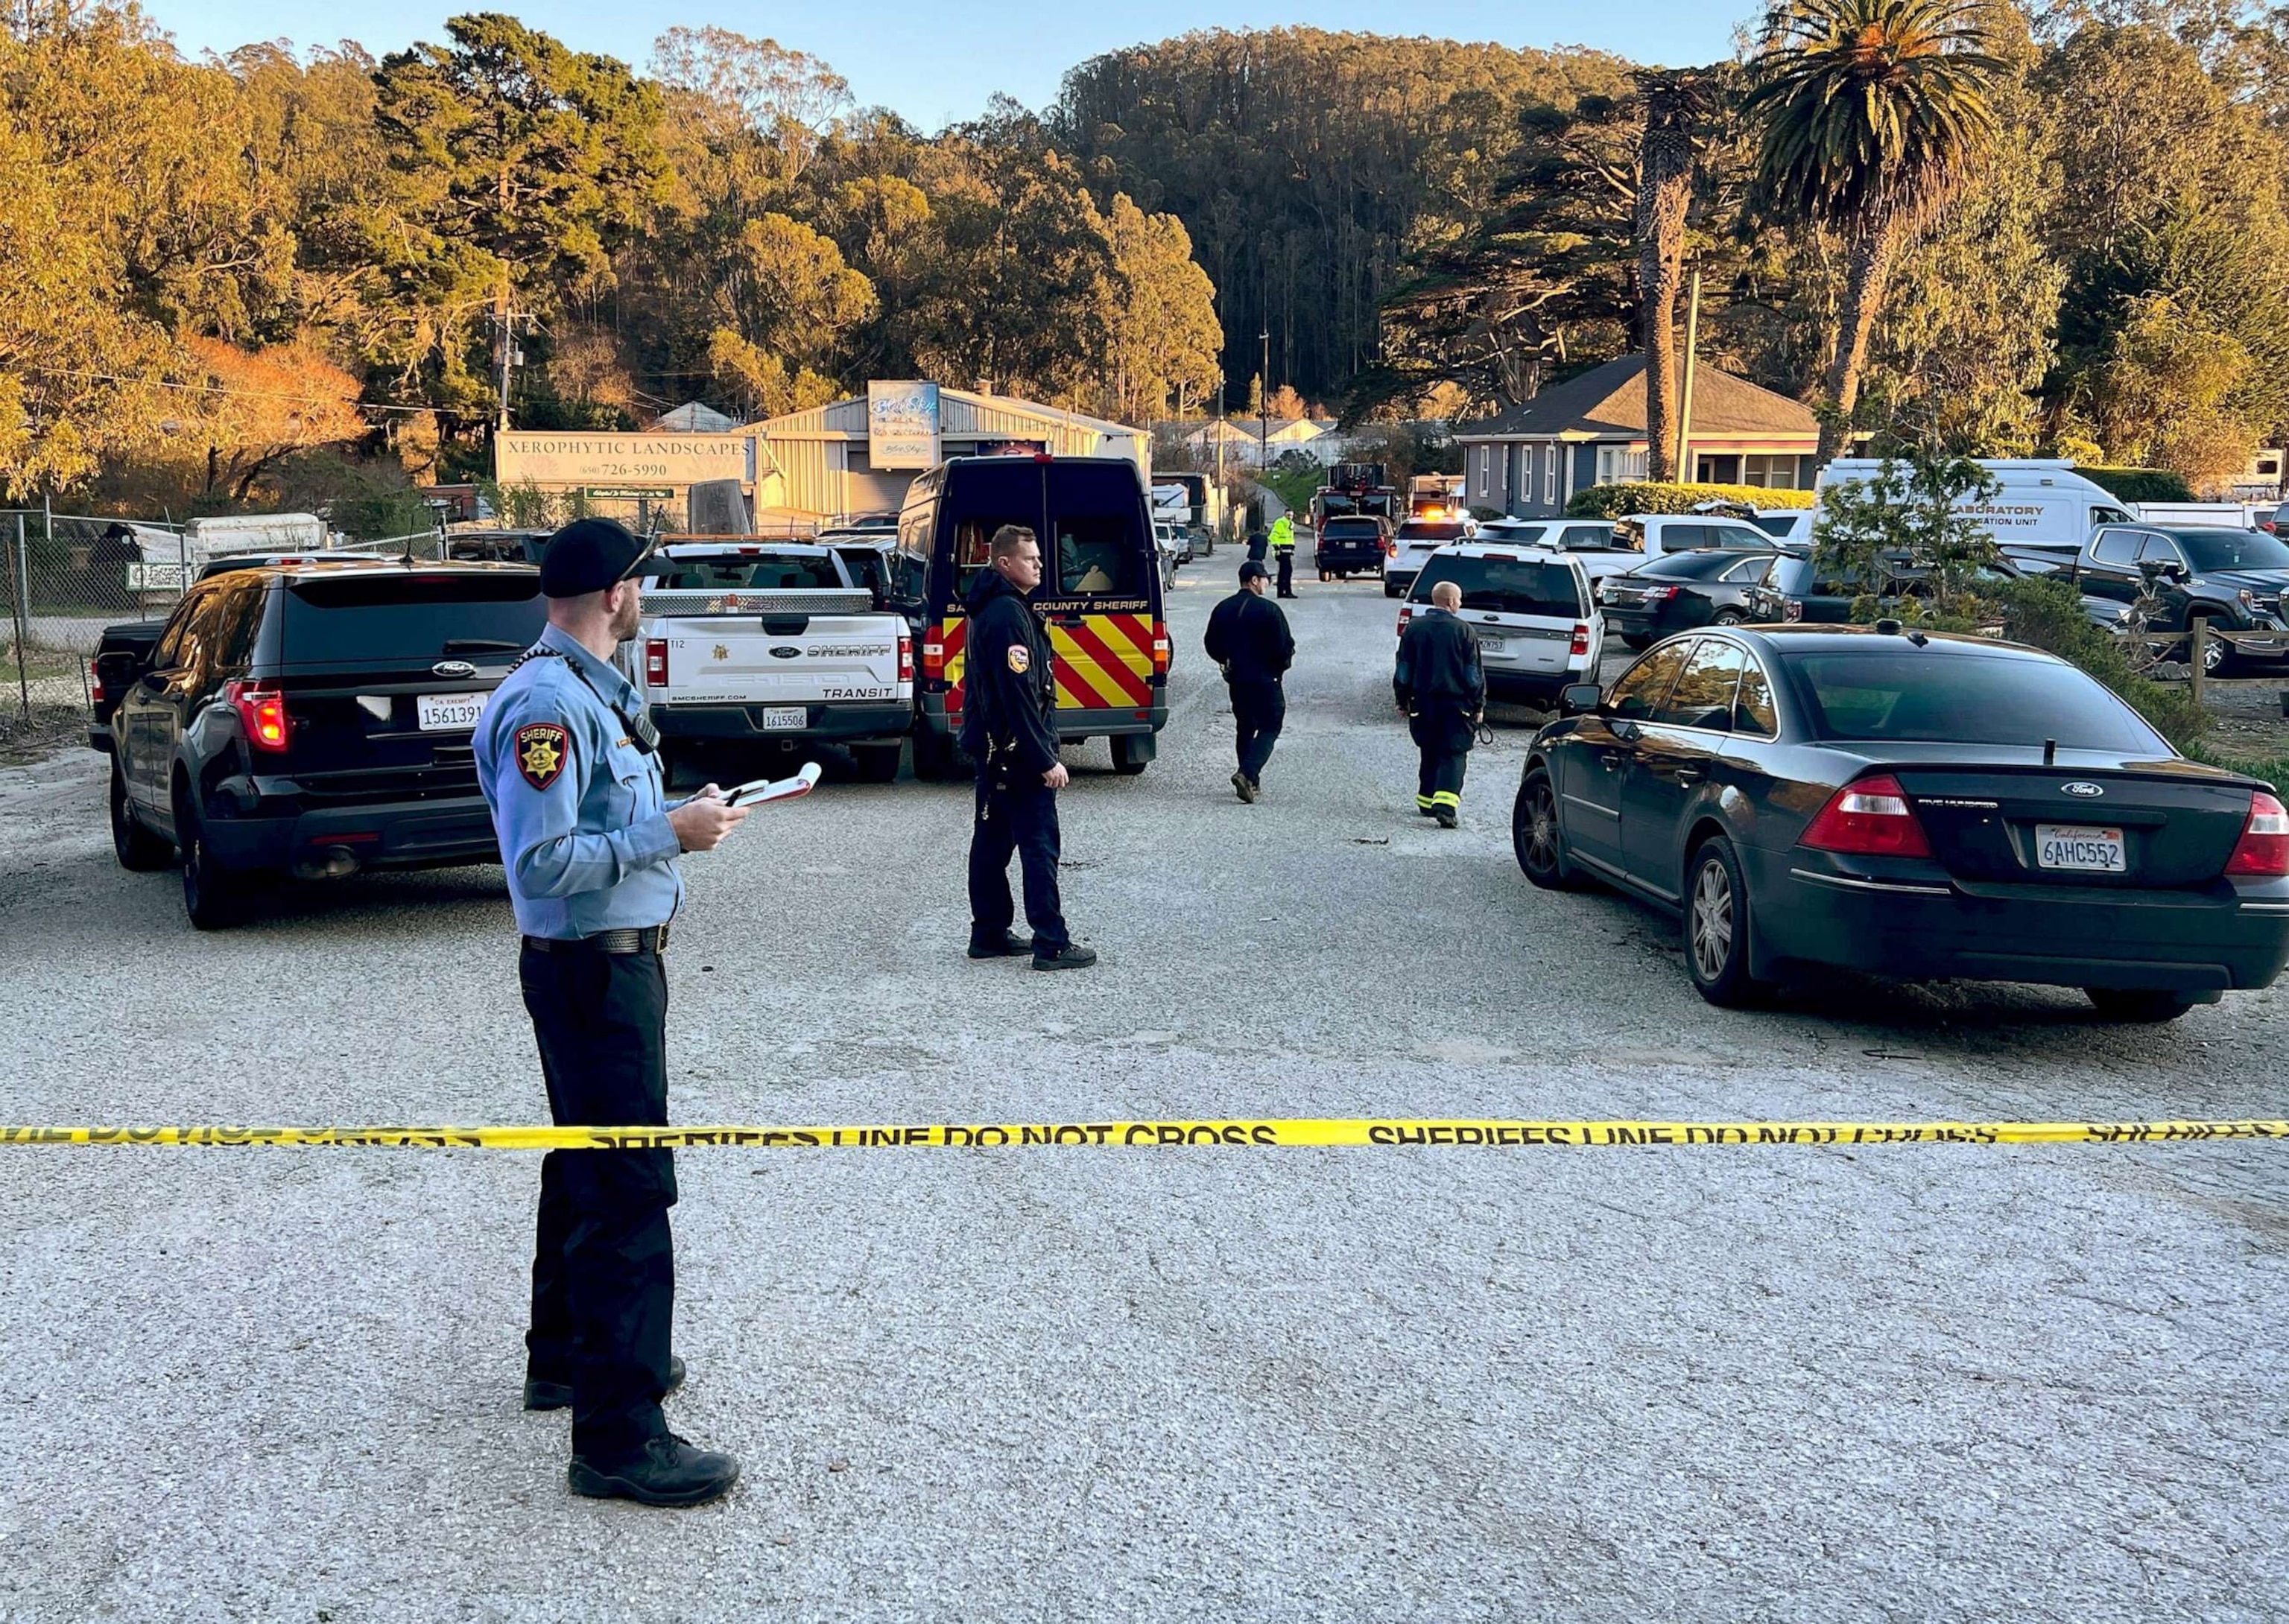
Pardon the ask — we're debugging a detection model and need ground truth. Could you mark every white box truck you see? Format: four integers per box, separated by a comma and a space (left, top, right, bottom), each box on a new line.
1813, 460, 2136, 572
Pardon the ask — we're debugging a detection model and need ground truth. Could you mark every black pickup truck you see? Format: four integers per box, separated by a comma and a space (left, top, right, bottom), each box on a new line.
2073, 523, 2289, 676
92, 560, 545, 927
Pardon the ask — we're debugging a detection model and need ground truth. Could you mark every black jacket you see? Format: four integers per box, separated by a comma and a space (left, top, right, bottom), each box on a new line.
1203, 590, 1295, 685
960, 568, 1060, 781
1394, 606, 1485, 712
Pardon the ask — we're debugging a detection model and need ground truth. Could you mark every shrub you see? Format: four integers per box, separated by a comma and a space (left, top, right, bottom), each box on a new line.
2077, 466, 2195, 505
1988, 575, 2209, 749
1564, 481, 1816, 518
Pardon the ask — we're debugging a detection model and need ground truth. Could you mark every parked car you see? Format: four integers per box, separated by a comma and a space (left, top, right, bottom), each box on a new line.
1746, 554, 2027, 626
95, 559, 547, 928
1513, 624, 2289, 1019
1750, 510, 1814, 548
627, 544, 912, 784
1477, 518, 1646, 586
1614, 514, 1778, 566
2072, 523, 2289, 675
1399, 542, 1602, 705
2262, 500, 2288, 536
1152, 521, 1187, 587
1314, 515, 1389, 580
1384, 518, 1475, 598
1597, 551, 1782, 649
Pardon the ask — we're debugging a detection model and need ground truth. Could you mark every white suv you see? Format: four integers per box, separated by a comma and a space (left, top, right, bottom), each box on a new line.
1478, 517, 1643, 586
1397, 541, 1602, 706
1384, 517, 1476, 598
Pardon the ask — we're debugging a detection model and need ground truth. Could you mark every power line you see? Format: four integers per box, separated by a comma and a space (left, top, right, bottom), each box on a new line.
26, 366, 449, 416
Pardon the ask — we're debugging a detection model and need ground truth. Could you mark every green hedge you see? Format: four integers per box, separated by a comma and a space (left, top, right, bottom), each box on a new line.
2076, 466, 2195, 505
1564, 481, 1817, 519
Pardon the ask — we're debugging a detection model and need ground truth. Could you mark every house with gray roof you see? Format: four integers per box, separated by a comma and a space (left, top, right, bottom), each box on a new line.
1454, 354, 1820, 518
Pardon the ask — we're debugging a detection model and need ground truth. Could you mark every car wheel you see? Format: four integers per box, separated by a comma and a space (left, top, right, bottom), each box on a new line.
176, 790, 247, 930
1621, 633, 1653, 651
1684, 836, 1769, 1007
1384, 582, 1400, 599
2194, 616, 2231, 676
2083, 987, 2198, 1023
1713, 609, 1744, 627
111, 763, 170, 872
850, 743, 902, 784
1513, 768, 1587, 890
1109, 735, 1150, 776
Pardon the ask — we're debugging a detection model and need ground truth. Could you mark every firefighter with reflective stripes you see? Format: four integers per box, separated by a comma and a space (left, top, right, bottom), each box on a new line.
959, 524, 1098, 971
1393, 579, 1484, 828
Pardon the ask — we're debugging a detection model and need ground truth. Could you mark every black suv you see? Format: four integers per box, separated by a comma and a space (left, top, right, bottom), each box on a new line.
95, 561, 545, 927
2074, 524, 2289, 675
1314, 515, 1388, 580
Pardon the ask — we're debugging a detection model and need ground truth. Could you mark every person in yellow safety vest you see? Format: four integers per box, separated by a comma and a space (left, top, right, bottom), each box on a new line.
1267, 513, 1298, 599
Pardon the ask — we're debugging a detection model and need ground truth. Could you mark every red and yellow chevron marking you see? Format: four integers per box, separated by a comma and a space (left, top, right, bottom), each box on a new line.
940, 612, 1159, 714
1048, 614, 1155, 710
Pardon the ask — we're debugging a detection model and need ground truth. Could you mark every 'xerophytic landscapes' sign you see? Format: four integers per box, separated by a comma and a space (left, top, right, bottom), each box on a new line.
496, 432, 756, 487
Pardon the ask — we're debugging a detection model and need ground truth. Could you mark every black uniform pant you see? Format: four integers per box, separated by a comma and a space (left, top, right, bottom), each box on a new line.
1410, 704, 1475, 813
1229, 678, 1285, 784
1275, 549, 1295, 595
520, 945, 677, 1459
969, 775, 1069, 951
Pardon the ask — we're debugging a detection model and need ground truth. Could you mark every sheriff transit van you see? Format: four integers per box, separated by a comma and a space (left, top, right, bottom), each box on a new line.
1814, 459, 2134, 571
895, 454, 1171, 780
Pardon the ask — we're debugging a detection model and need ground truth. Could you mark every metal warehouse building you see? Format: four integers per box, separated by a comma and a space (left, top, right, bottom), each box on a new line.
754, 387, 1149, 523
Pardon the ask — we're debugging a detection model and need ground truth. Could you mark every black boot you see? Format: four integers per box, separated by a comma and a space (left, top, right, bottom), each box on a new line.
966, 929, 1035, 960
568, 1431, 741, 1509
1032, 942, 1100, 971
526, 1354, 684, 1413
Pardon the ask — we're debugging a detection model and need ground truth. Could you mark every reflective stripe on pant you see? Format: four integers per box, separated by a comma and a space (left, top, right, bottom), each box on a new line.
1411, 705, 1473, 809
1229, 678, 1285, 784
519, 945, 677, 1458
969, 774, 1069, 951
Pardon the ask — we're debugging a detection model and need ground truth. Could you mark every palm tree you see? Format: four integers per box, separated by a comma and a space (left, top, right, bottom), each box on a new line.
1633, 68, 1720, 483
1744, 0, 2004, 460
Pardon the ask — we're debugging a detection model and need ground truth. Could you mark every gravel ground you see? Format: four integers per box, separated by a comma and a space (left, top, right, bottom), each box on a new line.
1, 572, 2285, 1623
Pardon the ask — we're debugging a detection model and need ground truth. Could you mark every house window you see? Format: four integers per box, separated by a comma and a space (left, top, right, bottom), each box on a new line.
1478, 446, 1490, 494
1543, 445, 1557, 505
1595, 445, 1648, 485
1738, 454, 1799, 489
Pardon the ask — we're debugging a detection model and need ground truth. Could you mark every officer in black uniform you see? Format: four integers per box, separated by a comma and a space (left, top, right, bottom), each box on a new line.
961, 524, 1098, 971
474, 517, 749, 1508
1393, 578, 1485, 828
1202, 559, 1295, 802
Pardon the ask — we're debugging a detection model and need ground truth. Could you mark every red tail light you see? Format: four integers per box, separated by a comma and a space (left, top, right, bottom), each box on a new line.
1784, 600, 1805, 622
1150, 619, 1170, 677
896, 631, 914, 684
224, 679, 289, 752
1396, 606, 1413, 636
644, 638, 668, 686
1569, 623, 1591, 657
90, 671, 107, 705
2225, 790, 2289, 877
1643, 585, 1679, 603
1799, 774, 1931, 858
922, 639, 946, 682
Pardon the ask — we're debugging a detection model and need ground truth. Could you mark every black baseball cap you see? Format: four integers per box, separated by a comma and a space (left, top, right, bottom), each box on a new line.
538, 518, 659, 598
1239, 560, 1271, 582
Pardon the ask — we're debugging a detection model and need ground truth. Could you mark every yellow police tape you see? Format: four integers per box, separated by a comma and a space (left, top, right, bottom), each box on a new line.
3, 1118, 2287, 1149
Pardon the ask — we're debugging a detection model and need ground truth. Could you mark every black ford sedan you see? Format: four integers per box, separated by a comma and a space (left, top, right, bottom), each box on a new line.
1512, 625, 2289, 1019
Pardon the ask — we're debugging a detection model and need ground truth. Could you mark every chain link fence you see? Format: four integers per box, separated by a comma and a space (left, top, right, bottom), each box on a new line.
0, 511, 442, 748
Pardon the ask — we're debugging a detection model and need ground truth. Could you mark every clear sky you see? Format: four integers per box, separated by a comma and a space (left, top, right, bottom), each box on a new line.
142, 1, 1745, 130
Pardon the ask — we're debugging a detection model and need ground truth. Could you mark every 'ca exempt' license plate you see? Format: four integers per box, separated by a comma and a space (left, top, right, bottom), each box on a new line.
416, 691, 487, 732
2036, 823, 2126, 873
761, 705, 807, 731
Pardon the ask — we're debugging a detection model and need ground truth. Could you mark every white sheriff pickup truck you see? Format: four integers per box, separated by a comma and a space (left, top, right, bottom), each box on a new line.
625, 543, 913, 783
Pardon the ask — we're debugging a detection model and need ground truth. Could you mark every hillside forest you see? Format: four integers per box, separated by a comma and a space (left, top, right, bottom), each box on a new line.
3, 1, 2287, 521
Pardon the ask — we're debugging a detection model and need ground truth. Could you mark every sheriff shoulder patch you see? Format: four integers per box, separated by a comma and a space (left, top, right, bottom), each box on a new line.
515, 722, 570, 790
1007, 644, 1030, 674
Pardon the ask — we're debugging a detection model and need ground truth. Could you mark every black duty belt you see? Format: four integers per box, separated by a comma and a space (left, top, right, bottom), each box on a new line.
523, 924, 671, 956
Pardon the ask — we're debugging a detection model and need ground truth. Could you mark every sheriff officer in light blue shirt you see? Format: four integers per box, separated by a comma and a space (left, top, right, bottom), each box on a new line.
475, 517, 747, 1509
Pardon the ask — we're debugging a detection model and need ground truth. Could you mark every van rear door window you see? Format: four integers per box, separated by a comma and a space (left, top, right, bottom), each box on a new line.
1054, 516, 1143, 595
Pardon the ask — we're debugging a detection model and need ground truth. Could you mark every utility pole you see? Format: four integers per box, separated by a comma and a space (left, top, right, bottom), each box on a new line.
1258, 329, 1270, 476
1675, 268, 1702, 484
